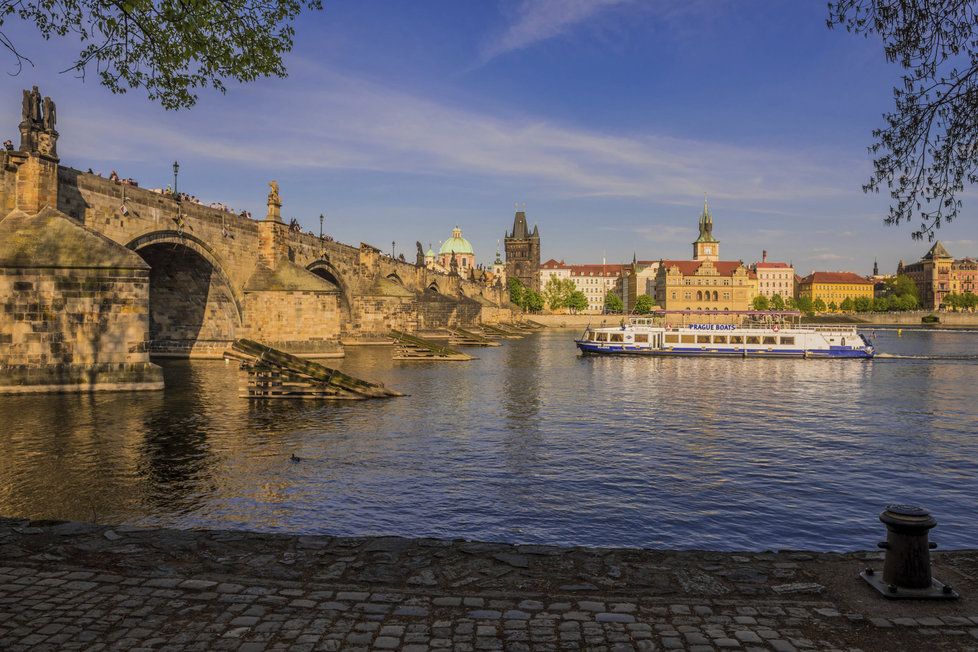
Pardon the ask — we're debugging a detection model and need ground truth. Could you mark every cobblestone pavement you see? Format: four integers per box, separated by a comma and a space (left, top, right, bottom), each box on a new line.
1, 518, 977, 651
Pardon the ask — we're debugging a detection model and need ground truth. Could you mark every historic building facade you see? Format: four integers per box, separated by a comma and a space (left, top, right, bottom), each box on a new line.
902, 241, 977, 309
750, 250, 794, 299
796, 272, 873, 305
504, 208, 541, 291
539, 259, 624, 313
652, 201, 756, 321
622, 257, 661, 313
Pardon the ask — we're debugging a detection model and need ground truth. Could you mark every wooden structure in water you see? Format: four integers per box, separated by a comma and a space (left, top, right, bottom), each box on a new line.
225, 339, 403, 399
389, 330, 474, 361
481, 323, 524, 339
448, 327, 501, 347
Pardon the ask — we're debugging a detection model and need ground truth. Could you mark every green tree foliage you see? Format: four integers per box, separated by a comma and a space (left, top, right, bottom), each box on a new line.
854, 296, 873, 312
1, 0, 322, 109
875, 273, 921, 311
785, 296, 797, 310
770, 294, 786, 310
752, 295, 770, 311
542, 276, 576, 311
795, 296, 813, 315
828, 1, 978, 238
507, 278, 526, 308
567, 290, 588, 313
943, 291, 978, 310
634, 294, 654, 314
604, 292, 623, 313
828, 301, 838, 312
813, 298, 827, 312
523, 289, 544, 312
840, 297, 855, 312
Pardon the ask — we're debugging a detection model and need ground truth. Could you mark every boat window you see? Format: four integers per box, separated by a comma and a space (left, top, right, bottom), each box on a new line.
697, 335, 710, 344
664, 334, 679, 344
730, 335, 743, 344
681, 334, 696, 344
763, 336, 777, 345
588, 332, 596, 341
713, 335, 727, 344
780, 336, 795, 345
635, 334, 648, 343
746, 336, 760, 344
596, 333, 608, 342
610, 333, 624, 342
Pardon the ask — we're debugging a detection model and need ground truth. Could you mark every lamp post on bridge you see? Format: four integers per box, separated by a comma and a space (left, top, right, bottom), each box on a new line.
392, 241, 396, 259
172, 161, 179, 198
319, 213, 326, 257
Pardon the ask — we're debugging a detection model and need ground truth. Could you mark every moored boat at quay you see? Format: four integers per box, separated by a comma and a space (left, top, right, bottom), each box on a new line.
575, 311, 875, 359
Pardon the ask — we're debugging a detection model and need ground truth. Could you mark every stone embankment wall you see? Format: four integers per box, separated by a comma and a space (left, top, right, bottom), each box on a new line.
849, 311, 978, 326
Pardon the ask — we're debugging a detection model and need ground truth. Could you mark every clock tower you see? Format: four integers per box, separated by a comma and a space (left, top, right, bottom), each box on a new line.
692, 196, 719, 261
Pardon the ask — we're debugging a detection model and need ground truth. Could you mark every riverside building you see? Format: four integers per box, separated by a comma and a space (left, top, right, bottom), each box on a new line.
750, 251, 794, 299
797, 272, 874, 306
652, 199, 757, 322
902, 241, 978, 309
539, 259, 624, 313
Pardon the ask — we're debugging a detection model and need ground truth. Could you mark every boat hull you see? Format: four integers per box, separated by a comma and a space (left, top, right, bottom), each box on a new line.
575, 340, 874, 359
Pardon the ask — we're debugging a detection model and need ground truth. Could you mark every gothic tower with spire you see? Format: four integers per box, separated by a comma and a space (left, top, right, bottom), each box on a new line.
504, 206, 541, 291
692, 196, 719, 262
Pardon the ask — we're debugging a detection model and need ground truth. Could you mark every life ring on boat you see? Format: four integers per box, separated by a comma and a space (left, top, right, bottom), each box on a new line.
772, 325, 780, 333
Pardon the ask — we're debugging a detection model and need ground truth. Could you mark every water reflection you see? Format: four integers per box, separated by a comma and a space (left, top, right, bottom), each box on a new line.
0, 329, 976, 551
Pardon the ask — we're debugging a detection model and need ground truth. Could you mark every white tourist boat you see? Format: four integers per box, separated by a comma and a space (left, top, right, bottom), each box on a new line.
576, 311, 874, 359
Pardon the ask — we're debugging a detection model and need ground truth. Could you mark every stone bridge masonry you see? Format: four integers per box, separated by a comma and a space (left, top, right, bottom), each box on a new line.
0, 89, 510, 392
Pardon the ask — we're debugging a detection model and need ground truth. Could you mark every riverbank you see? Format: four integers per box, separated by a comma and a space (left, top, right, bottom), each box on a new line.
528, 312, 978, 329
1, 518, 976, 651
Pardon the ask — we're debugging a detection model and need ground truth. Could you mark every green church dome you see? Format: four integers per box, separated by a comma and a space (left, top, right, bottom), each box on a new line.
438, 226, 473, 255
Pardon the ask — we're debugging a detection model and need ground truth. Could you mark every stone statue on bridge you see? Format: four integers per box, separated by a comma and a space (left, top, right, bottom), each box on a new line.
19, 86, 57, 156
450, 252, 458, 275
266, 180, 282, 222
416, 241, 424, 267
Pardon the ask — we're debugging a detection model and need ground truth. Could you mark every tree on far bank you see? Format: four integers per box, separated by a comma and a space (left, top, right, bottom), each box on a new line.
567, 291, 588, 313
542, 276, 576, 311
771, 294, 786, 310
828, 301, 839, 312
523, 289, 544, 312
604, 292, 623, 313
795, 296, 813, 315
634, 294, 653, 314
1, 0, 323, 109
828, 1, 978, 239
508, 278, 526, 308
840, 297, 855, 312
752, 295, 770, 311
814, 298, 827, 312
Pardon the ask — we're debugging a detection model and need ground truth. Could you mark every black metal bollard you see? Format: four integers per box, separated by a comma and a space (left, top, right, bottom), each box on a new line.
860, 504, 959, 600
878, 504, 936, 590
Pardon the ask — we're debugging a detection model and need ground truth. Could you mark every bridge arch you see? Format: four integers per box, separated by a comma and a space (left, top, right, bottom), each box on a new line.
426, 280, 441, 293
307, 259, 353, 327
386, 272, 404, 285
126, 230, 242, 352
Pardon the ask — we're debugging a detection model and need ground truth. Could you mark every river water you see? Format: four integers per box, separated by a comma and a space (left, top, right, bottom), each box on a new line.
1, 328, 976, 551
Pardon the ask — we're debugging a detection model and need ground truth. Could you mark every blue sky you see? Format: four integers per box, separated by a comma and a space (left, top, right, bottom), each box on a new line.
2, 0, 976, 274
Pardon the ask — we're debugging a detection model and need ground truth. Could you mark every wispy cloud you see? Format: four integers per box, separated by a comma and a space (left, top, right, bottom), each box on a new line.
480, 0, 631, 63
58, 68, 863, 208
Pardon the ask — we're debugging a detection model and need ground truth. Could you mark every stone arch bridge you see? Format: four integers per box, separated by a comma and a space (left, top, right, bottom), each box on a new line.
0, 92, 509, 391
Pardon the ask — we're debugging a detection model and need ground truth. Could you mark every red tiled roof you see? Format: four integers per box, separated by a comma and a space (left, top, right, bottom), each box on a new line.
568, 264, 624, 276
800, 271, 872, 285
660, 259, 755, 279
540, 258, 566, 269
754, 261, 792, 269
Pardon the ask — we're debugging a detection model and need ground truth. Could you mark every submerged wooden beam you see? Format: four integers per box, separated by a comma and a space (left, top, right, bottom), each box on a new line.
225, 339, 403, 399
480, 323, 524, 339
448, 327, 502, 347
389, 330, 474, 361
